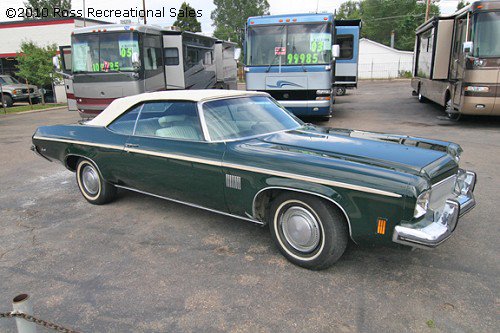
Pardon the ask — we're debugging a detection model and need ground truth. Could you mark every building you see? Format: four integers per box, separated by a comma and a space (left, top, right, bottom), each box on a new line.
0, 18, 109, 102
358, 38, 414, 79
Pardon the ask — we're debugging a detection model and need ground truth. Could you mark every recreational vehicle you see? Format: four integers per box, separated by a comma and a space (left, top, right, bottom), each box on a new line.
244, 13, 340, 118
57, 24, 238, 117
411, 1, 500, 118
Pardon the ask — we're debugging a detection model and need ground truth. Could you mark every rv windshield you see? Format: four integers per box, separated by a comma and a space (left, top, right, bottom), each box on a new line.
247, 23, 332, 66
72, 32, 140, 73
473, 11, 500, 57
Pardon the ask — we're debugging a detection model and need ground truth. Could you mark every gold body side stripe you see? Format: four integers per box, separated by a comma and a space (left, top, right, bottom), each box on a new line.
33, 136, 402, 198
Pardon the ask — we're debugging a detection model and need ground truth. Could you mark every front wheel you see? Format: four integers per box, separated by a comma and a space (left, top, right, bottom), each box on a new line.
2, 95, 13, 107
269, 193, 348, 270
418, 92, 426, 103
336, 86, 346, 96
76, 158, 116, 205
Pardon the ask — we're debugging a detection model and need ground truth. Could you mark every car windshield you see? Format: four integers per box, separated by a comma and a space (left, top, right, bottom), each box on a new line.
202, 96, 303, 141
247, 23, 332, 66
0, 76, 20, 84
473, 11, 500, 57
72, 32, 140, 72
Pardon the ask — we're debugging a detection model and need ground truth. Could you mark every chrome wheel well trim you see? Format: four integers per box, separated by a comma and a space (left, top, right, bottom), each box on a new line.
64, 154, 104, 179
252, 186, 354, 241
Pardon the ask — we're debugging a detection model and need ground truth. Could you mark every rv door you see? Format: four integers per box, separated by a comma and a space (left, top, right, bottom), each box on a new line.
58, 45, 77, 111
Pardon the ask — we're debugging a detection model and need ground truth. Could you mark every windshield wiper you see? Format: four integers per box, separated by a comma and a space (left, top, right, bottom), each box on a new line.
266, 54, 280, 73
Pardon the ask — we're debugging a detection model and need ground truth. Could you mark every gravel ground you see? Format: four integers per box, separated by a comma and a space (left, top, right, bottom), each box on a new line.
0, 80, 499, 332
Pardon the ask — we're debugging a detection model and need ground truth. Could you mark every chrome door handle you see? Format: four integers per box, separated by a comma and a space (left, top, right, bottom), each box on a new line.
125, 143, 139, 148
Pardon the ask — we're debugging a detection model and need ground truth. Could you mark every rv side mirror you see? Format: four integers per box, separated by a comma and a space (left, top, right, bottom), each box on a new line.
463, 41, 473, 54
234, 48, 242, 61
332, 44, 340, 58
131, 52, 141, 70
52, 56, 60, 70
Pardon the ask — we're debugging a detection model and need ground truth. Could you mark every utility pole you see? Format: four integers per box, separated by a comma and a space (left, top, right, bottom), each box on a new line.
142, 0, 147, 24
83, 0, 86, 27
425, 0, 432, 21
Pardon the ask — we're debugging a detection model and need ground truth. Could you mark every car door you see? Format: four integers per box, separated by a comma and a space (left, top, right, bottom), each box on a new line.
119, 100, 227, 211
450, 14, 468, 107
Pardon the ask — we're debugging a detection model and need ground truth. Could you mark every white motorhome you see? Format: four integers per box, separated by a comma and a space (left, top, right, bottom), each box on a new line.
411, 1, 500, 118
58, 24, 238, 117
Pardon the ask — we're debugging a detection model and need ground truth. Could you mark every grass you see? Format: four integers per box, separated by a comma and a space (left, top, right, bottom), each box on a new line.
426, 319, 436, 329
1, 103, 65, 114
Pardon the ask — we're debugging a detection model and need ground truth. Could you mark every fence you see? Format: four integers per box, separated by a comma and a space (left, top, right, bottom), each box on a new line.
358, 60, 414, 79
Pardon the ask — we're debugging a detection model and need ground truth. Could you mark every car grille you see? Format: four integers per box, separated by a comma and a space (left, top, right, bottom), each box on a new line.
429, 175, 457, 212
260, 90, 317, 101
21, 88, 35, 94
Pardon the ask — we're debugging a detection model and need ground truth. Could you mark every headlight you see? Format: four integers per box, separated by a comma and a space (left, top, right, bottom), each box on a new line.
464, 86, 489, 93
316, 89, 331, 95
414, 191, 430, 218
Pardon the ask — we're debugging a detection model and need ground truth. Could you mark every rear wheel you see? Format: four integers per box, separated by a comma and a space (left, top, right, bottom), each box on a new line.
76, 158, 116, 205
269, 192, 348, 270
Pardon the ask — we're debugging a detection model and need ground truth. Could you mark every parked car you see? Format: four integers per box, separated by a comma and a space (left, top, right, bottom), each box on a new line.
31, 90, 476, 269
0, 75, 41, 107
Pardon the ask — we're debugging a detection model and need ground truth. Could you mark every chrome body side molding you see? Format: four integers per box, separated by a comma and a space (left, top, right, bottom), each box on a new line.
114, 185, 265, 225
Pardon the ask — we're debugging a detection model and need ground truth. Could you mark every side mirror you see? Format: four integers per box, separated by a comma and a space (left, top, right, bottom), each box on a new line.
131, 52, 141, 70
234, 48, 242, 61
52, 56, 61, 70
463, 41, 473, 54
332, 44, 340, 58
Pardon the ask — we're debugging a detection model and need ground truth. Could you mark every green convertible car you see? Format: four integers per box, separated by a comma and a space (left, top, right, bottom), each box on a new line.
31, 90, 477, 270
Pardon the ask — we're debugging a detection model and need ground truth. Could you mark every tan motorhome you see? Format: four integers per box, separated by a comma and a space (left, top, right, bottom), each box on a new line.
411, 1, 500, 118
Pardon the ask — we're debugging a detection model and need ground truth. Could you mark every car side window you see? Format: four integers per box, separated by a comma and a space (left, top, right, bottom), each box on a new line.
107, 104, 142, 135
134, 101, 204, 141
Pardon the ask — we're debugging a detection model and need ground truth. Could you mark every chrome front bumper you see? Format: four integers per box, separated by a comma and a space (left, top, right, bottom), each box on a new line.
393, 170, 476, 249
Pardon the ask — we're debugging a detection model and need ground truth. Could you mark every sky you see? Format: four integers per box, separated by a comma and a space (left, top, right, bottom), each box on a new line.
0, 0, 462, 34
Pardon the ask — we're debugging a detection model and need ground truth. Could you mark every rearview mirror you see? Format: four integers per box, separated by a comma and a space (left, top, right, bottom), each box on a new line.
234, 48, 242, 61
463, 41, 473, 54
132, 52, 141, 70
52, 56, 60, 70
332, 44, 340, 58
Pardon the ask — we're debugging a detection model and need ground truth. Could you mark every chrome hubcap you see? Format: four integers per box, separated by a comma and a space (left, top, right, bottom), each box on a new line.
280, 206, 320, 252
81, 165, 99, 195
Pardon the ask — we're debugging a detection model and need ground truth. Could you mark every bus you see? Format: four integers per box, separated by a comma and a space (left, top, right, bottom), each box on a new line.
244, 13, 340, 118
411, 0, 500, 118
57, 24, 239, 118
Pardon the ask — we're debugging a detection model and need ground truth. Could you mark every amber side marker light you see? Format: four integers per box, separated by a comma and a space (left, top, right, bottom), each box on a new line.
377, 218, 387, 234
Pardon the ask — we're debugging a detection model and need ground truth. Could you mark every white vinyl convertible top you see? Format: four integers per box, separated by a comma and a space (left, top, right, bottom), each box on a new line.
87, 90, 269, 127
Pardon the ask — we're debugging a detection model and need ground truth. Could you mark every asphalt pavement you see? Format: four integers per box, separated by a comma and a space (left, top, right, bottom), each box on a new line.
0, 80, 499, 332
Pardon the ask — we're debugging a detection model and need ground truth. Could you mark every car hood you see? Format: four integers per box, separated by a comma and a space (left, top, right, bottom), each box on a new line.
254, 127, 459, 180
1, 83, 38, 90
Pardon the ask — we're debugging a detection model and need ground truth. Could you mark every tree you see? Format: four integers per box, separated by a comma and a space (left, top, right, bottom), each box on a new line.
16, 41, 58, 104
173, 2, 202, 32
457, 1, 470, 10
23, 0, 72, 20
360, 0, 439, 51
336, 1, 362, 20
211, 0, 270, 47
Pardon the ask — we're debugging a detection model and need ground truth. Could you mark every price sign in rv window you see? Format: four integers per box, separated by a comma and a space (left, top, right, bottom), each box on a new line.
310, 33, 332, 52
